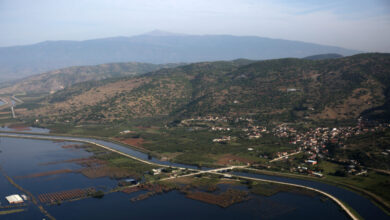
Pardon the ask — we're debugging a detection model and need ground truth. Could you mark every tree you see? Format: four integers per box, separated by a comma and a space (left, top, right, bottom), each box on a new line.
91, 190, 105, 198
334, 169, 347, 177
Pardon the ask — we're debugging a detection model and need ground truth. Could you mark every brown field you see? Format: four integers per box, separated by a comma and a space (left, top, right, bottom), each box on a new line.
315, 87, 384, 120
130, 183, 178, 202
61, 144, 85, 149
80, 166, 136, 179
38, 188, 95, 204
216, 154, 253, 166
7, 124, 31, 131
114, 137, 146, 149
121, 187, 141, 194
186, 189, 248, 208
39, 158, 106, 167
165, 176, 194, 185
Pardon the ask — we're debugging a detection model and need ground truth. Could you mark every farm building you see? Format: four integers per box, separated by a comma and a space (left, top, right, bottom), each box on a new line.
124, 178, 137, 184
306, 160, 318, 165
5, 194, 24, 204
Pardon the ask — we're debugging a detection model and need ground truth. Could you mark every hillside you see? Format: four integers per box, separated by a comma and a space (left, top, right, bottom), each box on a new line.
17, 53, 390, 124
0, 62, 181, 95
303, 53, 343, 60
0, 31, 360, 80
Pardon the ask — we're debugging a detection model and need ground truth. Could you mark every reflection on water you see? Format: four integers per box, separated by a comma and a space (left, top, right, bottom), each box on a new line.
0, 126, 50, 133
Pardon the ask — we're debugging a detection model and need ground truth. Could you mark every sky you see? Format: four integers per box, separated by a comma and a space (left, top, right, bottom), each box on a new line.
0, 0, 390, 52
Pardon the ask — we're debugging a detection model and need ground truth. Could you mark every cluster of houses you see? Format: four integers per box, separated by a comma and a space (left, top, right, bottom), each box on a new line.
275, 151, 289, 158
181, 116, 228, 123
292, 166, 323, 177
179, 115, 271, 141
243, 125, 268, 139
177, 115, 388, 176
272, 120, 390, 161
269, 119, 390, 176
152, 168, 163, 175
272, 124, 297, 138
211, 127, 231, 131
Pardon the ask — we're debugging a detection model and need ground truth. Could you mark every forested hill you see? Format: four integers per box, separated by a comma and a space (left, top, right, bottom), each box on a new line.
303, 53, 343, 60
18, 53, 390, 124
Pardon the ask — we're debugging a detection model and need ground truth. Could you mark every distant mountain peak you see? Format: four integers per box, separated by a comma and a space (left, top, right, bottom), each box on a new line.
141, 30, 185, 37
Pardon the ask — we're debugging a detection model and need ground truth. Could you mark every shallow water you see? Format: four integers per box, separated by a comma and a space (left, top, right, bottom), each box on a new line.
0, 137, 351, 219
0, 126, 50, 133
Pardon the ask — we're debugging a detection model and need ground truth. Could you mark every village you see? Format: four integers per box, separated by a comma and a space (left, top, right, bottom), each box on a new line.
173, 115, 390, 178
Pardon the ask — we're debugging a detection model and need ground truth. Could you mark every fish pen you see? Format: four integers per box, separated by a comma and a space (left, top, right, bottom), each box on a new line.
38, 187, 96, 204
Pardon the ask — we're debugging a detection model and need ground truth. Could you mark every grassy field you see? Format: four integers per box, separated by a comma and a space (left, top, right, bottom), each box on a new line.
44, 123, 297, 168
127, 127, 296, 167
318, 160, 390, 205
83, 144, 157, 179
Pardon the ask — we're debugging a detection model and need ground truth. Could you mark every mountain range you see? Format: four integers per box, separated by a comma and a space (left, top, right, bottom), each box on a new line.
0, 30, 360, 81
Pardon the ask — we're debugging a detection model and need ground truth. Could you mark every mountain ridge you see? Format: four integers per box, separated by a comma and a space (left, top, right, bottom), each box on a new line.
0, 62, 182, 95
0, 32, 360, 81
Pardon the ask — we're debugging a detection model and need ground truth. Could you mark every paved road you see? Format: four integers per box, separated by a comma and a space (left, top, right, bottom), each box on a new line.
0, 133, 174, 168
269, 151, 301, 163
0, 96, 17, 118
11, 96, 23, 104
10, 106, 16, 118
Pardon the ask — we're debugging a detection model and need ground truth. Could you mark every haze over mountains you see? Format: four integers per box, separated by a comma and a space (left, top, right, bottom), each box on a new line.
0, 62, 181, 95
0, 30, 360, 81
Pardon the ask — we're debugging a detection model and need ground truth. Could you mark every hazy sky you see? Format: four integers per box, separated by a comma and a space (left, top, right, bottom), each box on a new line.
1, 0, 390, 52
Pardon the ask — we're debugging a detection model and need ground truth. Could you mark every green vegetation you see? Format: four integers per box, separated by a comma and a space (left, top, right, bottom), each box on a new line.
18, 53, 390, 125
342, 130, 390, 170
303, 53, 343, 60
48, 124, 123, 137
129, 127, 294, 167
249, 181, 312, 197
317, 160, 390, 204
83, 145, 156, 178
90, 190, 105, 199
0, 209, 25, 215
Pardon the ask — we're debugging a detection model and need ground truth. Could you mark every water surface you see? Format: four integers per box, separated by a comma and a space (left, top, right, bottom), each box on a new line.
0, 137, 352, 219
